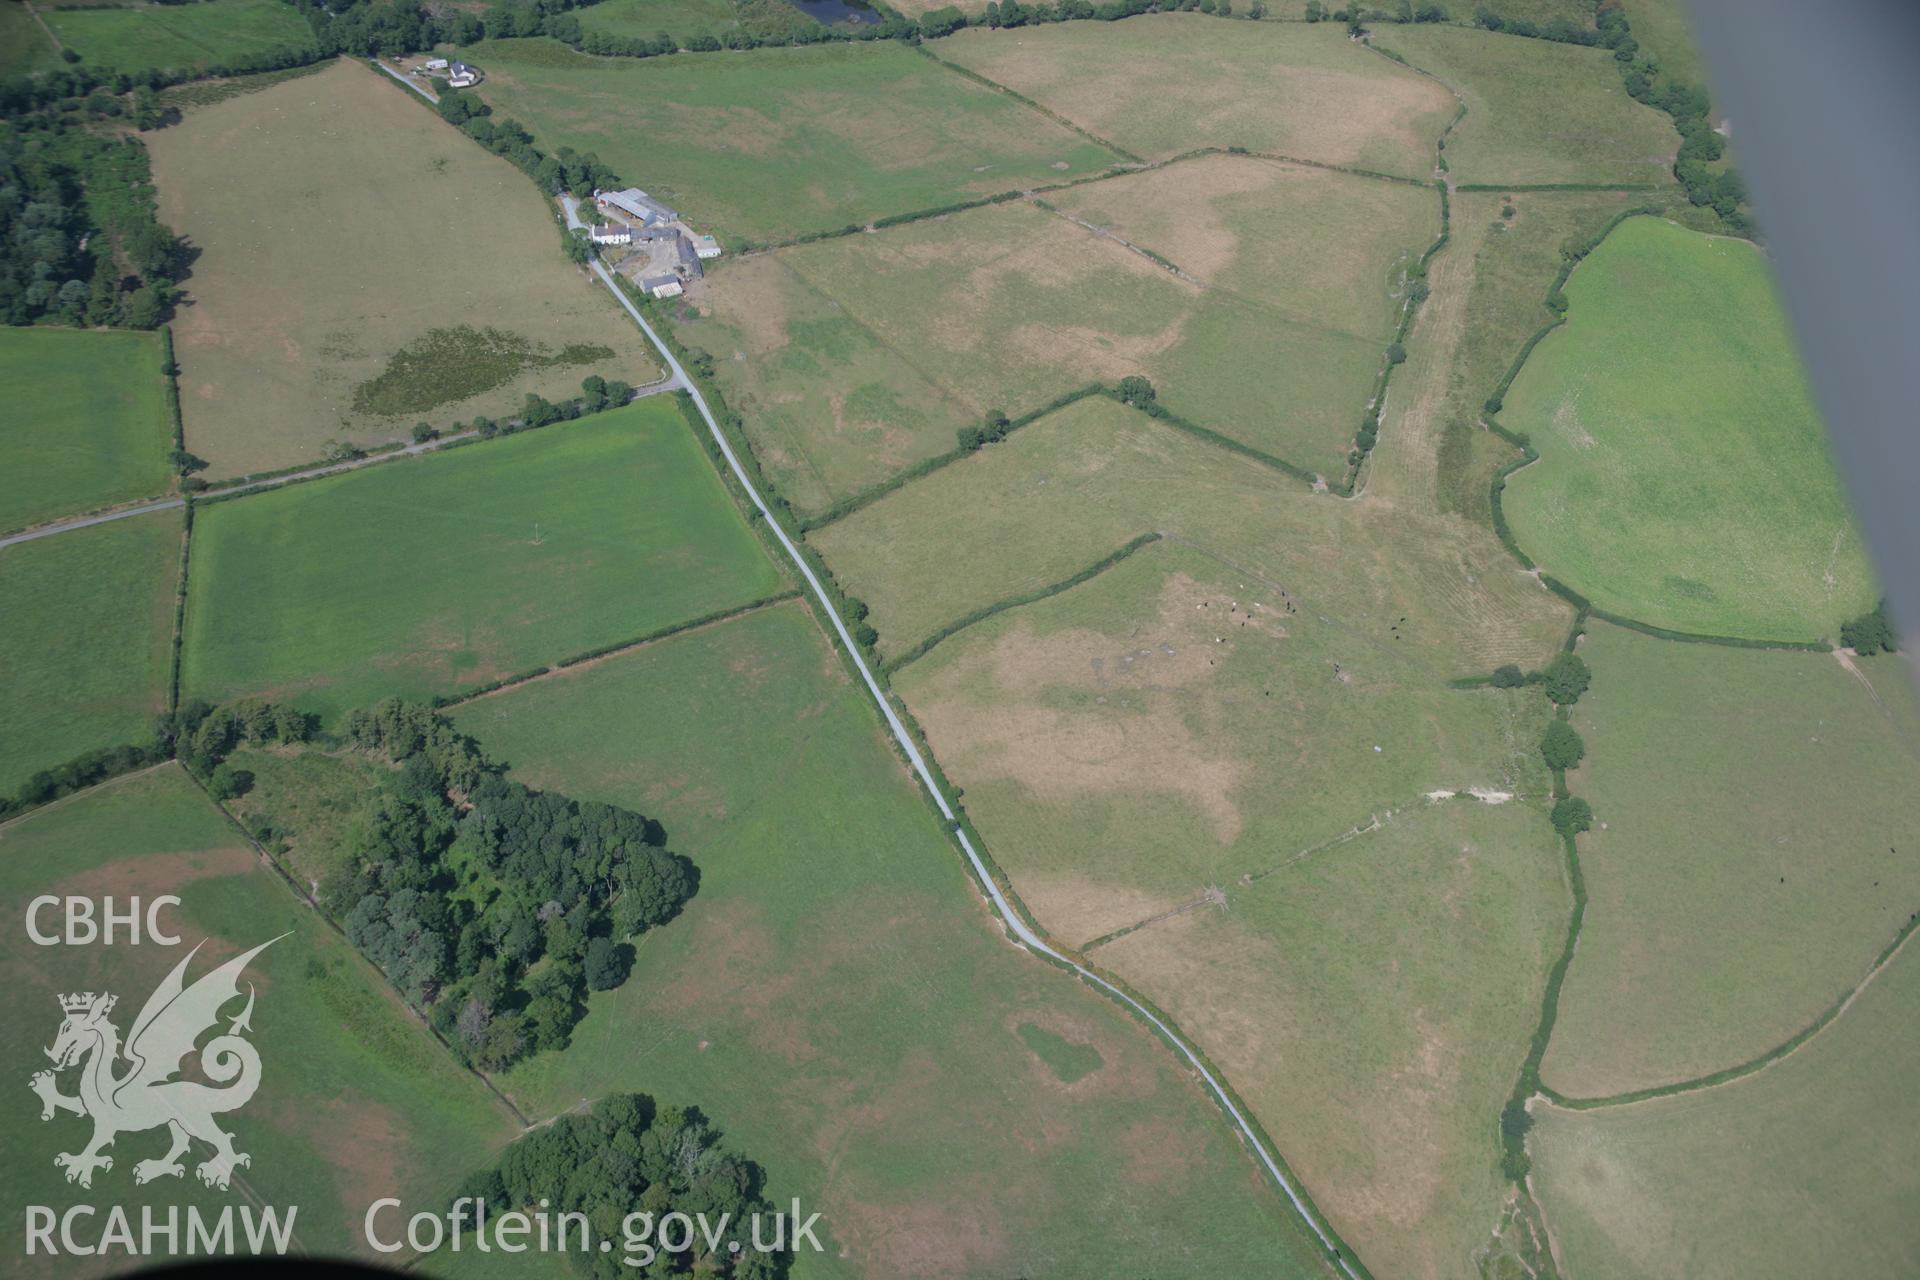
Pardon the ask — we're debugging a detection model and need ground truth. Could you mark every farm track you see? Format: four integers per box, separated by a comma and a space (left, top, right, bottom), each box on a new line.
560, 195, 1369, 1280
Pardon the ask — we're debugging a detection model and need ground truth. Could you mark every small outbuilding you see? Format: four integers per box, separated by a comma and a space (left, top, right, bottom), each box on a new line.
693, 234, 723, 260
641, 274, 683, 299
423, 58, 449, 72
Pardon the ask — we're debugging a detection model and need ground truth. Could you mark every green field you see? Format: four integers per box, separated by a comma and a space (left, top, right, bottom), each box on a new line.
181, 399, 784, 720
812, 393, 1569, 672
0, 511, 178, 797
42, 0, 316, 79
1501, 216, 1875, 640
1466, 0, 1597, 24
687, 188, 1413, 512
0, 765, 517, 1268
1531, 935, 1920, 1280
896, 537, 1552, 944
936, 16, 1456, 174
1541, 622, 1920, 1098
0, 327, 173, 531
1371, 25, 1677, 186
1, 2, 60, 78
577, 0, 821, 45
146, 58, 661, 478
222, 744, 388, 891
1622, 0, 1710, 92
449, 601, 1336, 1278
1096, 795, 1568, 1280
456, 37, 1122, 245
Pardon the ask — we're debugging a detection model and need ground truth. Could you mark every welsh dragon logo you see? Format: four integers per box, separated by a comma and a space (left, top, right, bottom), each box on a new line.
30, 936, 283, 1191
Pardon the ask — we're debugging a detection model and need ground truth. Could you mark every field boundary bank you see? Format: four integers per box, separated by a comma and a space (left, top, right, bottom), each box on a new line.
1540, 909, 1920, 1111
1477, 210, 1836, 653
581, 252, 1374, 1280
167, 500, 193, 713
911, 42, 1142, 164
883, 531, 1163, 674
799, 384, 1316, 534
434, 592, 804, 709
1336, 37, 1464, 497
749, 140, 1434, 259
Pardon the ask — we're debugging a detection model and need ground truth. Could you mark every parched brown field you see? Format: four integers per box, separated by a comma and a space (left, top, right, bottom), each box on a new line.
1098, 793, 1568, 1280
896, 538, 1554, 946
884, 530, 1565, 1278
1044, 153, 1439, 342
687, 174, 1427, 512
148, 59, 660, 478
935, 16, 1456, 174
812, 393, 1570, 672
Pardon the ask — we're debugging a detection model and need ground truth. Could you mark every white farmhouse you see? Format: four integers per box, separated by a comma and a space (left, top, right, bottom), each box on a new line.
589, 223, 633, 246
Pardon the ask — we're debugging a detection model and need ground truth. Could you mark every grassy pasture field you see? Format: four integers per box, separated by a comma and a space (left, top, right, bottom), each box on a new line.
811, 393, 1569, 672
455, 37, 1122, 246
681, 250, 974, 515
1541, 622, 1920, 1098
1370, 25, 1677, 186
1095, 797, 1568, 1280
222, 745, 388, 892
146, 58, 660, 478
1466, 0, 1597, 24
0, 327, 172, 531
181, 399, 784, 721
1500, 216, 1875, 640
1621, 0, 1709, 93
935, 16, 1456, 174
685, 187, 1412, 510
1, 2, 60, 78
894, 537, 1553, 946
448, 601, 1337, 1279
576, 0, 821, 45
40, 0, 316, 79
1045, 154, 1438, 344
0, 510, 178, 797
1531, 937, 1920, 1280
0, 765, 516, 1269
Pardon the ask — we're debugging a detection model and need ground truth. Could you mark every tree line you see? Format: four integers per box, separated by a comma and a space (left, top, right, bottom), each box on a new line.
1472, 0, 1747, 227
1, 110, 185, 327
